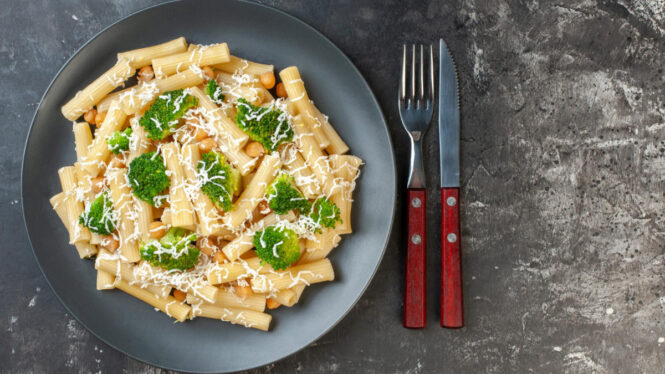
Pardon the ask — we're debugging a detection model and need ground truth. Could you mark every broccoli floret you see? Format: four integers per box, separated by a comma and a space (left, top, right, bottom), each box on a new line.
205, 78, 225, 104
253, 225, 301, 270
106, 127, 132, 154
197, 151, 239, 212
265, 173, 309, 215
140, 228, 199, 271
235, 98, 293, 152
128, 152, 170, 206
308, 197, 342, 232
139, 89, 198, 140
79, 191, 116, 235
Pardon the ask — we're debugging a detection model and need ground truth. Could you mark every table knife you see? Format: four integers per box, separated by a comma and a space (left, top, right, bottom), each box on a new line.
439, 38, 464, 328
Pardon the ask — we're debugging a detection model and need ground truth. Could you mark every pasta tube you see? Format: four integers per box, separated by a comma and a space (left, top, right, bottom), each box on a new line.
95, 249, 115, 290
299, 229, 341, 263
153, 67, 205, 93
152, 43, 230, 78
107, 168, 141, 262
207, 257, 274, 285
72, 122, 92, 160
162, 142, 196, 230
50, 192, 97, 258
291, 116, 334, 195
191, 304, 271, 331
310, 103, 349, 154
95, 256, 172, 298
278, 66, 329, 149
61, 59, 135, 120
213, 55, 273, 75
181, 144, 224, 236
186, 288, 266, 312
279, 143, 321, 199
117, 37, 188, 68
57, 166, 91, 244
96, 268, 115, 290
250, 259, 334, 293
82, 103, 127, 176
224, 152, 282, 229
330, 155, 363, 234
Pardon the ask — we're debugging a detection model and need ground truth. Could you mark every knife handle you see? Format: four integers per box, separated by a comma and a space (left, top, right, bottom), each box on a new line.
404, 188, 426, 328
441, 187, 464, 328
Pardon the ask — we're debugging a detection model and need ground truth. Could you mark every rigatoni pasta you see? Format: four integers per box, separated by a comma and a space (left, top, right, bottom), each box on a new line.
52, 37, 362, 331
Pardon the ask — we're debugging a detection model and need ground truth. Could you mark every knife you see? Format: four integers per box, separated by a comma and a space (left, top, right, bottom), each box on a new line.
439, 38, 464, 328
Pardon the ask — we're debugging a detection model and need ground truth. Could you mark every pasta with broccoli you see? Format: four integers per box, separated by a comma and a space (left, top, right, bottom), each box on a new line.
51, 38, 363, 331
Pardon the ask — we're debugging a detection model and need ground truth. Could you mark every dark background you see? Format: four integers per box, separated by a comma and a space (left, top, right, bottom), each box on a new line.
3, 0, 665, 372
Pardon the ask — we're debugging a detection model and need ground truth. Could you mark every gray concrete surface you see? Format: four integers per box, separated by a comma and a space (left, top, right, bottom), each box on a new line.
2, 0, 665, 372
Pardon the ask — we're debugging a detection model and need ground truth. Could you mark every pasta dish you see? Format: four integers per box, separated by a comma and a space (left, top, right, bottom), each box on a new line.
50, 37, 362, 331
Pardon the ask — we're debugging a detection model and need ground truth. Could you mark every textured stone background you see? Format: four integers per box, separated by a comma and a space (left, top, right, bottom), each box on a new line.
2, 0, 665, 372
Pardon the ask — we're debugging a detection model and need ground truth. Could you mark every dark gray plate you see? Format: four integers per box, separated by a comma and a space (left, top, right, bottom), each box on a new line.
21, 0, 395, 372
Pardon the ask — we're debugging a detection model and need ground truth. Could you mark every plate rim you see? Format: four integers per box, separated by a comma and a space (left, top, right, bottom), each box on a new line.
21, 0, 397, 371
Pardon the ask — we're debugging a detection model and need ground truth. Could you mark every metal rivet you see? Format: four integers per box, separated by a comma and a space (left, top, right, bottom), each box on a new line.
411, 197, 421, 208
447, 233, 457, 243
411, 234, 422, 244
447, 197, 457, 206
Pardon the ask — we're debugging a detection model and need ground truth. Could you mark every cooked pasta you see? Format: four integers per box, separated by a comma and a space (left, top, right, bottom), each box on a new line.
52, 37, 363, 331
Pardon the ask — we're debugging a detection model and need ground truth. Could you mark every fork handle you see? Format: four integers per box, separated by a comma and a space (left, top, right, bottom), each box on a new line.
441, 187, 464, 328
404, 188, 426, 328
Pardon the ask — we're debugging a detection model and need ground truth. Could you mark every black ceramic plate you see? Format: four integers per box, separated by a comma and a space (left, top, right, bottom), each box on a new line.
22, 0, 395, 372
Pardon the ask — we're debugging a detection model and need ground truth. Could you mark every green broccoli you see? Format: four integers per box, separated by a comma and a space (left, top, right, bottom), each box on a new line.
197, 151, 239, 212
127, 152, 170, 206
253, 225, 301, 270
79, 191, 116, 235
205, 78, 225, 103
140, 228, 200, 271
265, 173, 309, 215
235, 98, 293, 152
106, 127, 132, 154
139, 89, 198, 140
308, 197, 342, 232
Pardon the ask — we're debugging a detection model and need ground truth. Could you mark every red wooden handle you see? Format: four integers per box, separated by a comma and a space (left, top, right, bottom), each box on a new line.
441, 187, 464, 328
404, 188, 426, 328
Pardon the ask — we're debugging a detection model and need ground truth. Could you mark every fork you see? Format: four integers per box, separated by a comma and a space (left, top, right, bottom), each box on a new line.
399, 44, 435, 329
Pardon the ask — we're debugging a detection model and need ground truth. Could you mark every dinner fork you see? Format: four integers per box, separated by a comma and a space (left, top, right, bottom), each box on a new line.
399, 44, 435, 329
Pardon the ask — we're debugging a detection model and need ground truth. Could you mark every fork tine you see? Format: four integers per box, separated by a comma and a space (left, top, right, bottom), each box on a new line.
411, 45, 416, 100
429, 44, 435, 100
419, 45, 424, 100
401, 45, 406, 100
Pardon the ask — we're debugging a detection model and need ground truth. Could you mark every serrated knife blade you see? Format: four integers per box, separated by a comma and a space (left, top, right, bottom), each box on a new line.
438, 39, 460, 187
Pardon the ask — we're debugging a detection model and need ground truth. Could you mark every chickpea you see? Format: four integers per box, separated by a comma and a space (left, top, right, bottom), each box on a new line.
172, 289, 186, 302
266, 298, 281, 310
148, 221, 167, 239
91, 177, 105, 193
257, 200, 271, 214
102, 235, 119, 252
213, 251, 227, 264
94, 111, 107, 126
108, 157, 125, 169
244, 141, 265, 158
198, 137, 217, 153
138, 65, 155, 82
197, 237, 217, 256
83, 108, 97, 125
202, 66, 215, 80
235, 285, 253, 298
260, 72, 276, 89
275, 82, 287, 98
192, 127, 209, 141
